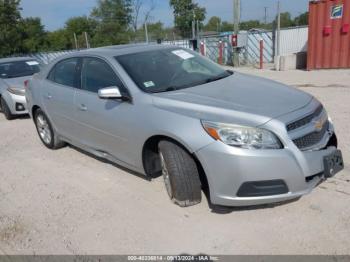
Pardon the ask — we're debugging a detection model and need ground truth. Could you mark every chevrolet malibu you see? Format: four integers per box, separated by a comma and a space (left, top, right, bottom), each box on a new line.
0, 57, 41, 120
25, 45, 344, 207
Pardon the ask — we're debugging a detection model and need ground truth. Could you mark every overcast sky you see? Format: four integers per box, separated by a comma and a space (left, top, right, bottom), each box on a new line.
20, 0, 310, 31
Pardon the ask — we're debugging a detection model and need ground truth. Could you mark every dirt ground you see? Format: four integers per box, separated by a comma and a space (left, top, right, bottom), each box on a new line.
0, 68, 349, 255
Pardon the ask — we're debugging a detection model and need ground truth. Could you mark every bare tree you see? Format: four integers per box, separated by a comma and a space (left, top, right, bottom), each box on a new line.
143, 0, 156, 24
131, 0, 156, 32
132, 0, 142, 32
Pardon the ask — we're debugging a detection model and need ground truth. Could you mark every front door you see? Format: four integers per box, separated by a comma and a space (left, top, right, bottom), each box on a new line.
74, 57, 133, 165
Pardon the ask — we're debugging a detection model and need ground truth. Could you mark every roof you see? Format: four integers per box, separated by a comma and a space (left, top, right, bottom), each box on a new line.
64, 43, 177, 58
0, 56, 38, 64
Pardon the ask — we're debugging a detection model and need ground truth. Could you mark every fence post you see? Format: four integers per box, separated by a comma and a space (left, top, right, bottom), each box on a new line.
200, 41, 205, 56
259, 39, 264, 69
218, 41, 223, 65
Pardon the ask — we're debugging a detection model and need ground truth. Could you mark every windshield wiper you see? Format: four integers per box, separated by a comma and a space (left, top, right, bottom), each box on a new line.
152, 86, 180, 93
205, 72, 231, 84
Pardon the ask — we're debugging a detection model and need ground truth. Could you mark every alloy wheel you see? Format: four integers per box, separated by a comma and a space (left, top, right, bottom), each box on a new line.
159, 152, 173, 198
36, 114, 52, 145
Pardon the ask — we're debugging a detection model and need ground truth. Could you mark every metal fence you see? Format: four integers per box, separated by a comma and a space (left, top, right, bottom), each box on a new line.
6, 26, 309, 68
162, 39, 192, 49
27, 50, 76, 64
200, 35, 233, 65
246, 30, 274, 64
196, 26, 309, 66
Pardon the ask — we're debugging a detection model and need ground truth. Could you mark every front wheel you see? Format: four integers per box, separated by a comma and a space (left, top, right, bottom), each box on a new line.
158, 140, 202, 207
34, 108, 65, 149
0, 97, 15, 120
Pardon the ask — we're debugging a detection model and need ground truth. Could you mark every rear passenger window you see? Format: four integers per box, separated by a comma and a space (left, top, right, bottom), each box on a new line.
81, 58, 123, 93
48, 58, 78, 87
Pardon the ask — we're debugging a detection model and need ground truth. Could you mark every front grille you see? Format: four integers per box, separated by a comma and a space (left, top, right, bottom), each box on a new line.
286, 105, 323, 131
293, 121, 329, 150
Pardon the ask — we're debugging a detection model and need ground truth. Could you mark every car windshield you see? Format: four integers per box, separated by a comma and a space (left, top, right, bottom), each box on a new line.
116, 48, 232, 93
0, 60, 41, 79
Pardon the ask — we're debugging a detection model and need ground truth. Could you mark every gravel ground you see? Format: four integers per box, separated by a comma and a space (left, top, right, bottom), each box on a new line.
0, 68, 349, 255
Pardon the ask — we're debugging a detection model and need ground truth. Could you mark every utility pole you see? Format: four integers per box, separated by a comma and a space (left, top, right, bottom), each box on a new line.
73, 33, 78, 50
233, 0, 240, 67
144, 22, 149, 43
192, 9, 196, 39
264, 7, 268, 24
84, 32, 90, 49
275, 1, 281, 70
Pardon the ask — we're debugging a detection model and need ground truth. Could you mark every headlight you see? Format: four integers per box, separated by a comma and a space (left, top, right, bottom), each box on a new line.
7, 87, 25, 96
201, 121, 283, 150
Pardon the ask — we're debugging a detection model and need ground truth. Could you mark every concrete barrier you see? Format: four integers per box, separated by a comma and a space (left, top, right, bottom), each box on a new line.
276, 52, 307, 71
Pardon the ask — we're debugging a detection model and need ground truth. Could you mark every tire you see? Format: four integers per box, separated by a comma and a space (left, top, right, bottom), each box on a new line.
34, 108, 65, 149
0, 97, 15, 120
158, 140, 202, 207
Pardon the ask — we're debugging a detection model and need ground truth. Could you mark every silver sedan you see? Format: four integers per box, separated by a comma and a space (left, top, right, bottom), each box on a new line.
25, 45, 344, 207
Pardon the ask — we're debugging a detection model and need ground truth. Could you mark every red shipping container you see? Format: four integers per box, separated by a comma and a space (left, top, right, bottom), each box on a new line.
307, 0, 350, 70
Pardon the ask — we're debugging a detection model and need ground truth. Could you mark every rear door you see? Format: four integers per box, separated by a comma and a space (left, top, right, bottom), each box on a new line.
74, 57, 133, 164
43, 57, 81, 141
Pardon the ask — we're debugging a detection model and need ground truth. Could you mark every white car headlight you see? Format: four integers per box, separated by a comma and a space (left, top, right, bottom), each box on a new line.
202, 121, 282, 150
7, 87, 25, 96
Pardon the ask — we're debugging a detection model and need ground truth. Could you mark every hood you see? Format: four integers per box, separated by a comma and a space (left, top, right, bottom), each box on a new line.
1, 76, 31, 89
153, 72, 313, 126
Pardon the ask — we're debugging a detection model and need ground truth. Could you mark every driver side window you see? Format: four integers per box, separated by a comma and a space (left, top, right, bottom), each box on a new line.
81, 58, 123, 93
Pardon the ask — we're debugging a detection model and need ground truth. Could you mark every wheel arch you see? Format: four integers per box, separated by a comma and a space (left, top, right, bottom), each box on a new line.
31, 105, 40, 118
142, 135, 209, 189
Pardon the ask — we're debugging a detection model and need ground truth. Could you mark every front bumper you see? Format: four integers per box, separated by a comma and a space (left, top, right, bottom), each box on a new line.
195, 140, 341, 207
2, 91, 28, 115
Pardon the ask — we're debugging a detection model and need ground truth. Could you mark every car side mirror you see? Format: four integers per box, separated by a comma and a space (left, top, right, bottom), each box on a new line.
98, 87, 123, 100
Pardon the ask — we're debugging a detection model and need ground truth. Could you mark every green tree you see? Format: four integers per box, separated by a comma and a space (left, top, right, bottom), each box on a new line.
134, 21, 165, 41
294, 12, 308, 26
239, 20, 261, 31
65, 16, 98, 36
274, 12, 295, 28
147, 21, 164, 40
281, 12, 295, 27
19, 17, 47, 53
0, 0, 22, 57
65, 16, 98, 48
169, 0, 206, 37
220, 21, 233, 32
204, 16, 221, 32
91, 0, 133, 46
46, 29, 72, 51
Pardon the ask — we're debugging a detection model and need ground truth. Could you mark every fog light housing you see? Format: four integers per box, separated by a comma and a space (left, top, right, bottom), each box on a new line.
237, 180, 289, 197
15, 103, 25, 112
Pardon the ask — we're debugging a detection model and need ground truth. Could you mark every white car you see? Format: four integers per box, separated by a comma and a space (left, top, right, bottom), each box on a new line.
0, 57, 41, 120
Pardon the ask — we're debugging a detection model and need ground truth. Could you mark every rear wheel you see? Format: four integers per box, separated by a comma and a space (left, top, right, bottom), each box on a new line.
158, 140, 202, 207
34, 108, 65, 149
0, 97, 15, 120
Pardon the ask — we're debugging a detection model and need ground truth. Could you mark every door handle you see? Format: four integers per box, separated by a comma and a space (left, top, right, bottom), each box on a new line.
79, 104, 88, 111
